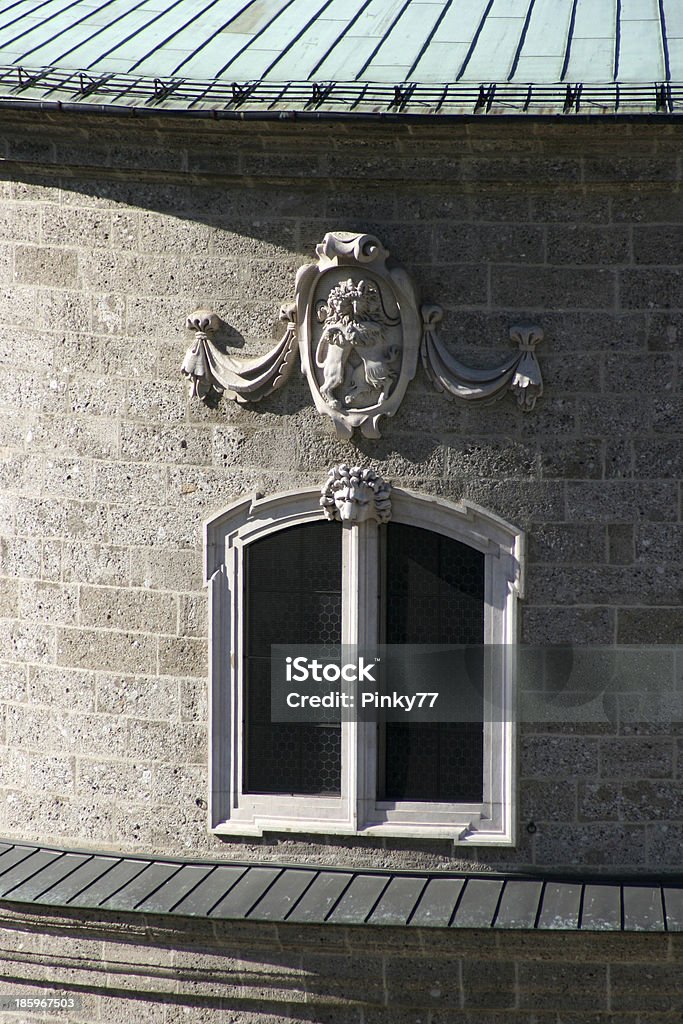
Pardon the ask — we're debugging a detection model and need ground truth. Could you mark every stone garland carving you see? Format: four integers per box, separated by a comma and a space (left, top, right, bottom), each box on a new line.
420, 307, 544, 411
320, 464, 392, 523
181, 304, 297, 404
181, 231, 543, 436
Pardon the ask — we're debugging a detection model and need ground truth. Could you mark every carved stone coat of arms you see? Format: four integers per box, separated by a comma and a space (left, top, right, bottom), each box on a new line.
294, 232, 421, 438
182, 230, 543, 439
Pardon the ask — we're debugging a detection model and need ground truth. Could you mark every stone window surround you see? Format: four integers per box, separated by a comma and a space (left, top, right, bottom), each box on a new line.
205, 486, 523, 844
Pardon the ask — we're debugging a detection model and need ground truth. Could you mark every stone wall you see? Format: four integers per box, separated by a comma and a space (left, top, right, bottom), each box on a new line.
0, 109, 680, 870
0, 901, 681, 1023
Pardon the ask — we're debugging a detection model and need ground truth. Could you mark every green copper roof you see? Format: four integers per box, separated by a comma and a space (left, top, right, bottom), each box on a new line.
0, 0, 681, 116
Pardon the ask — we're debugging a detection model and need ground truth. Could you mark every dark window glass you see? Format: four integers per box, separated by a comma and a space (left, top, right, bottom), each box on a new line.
381, 523, 485, 803
244, 521, 342, 795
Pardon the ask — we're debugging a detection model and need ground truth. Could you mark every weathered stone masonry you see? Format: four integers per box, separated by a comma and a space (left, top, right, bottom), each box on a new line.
0, 109, 681, 883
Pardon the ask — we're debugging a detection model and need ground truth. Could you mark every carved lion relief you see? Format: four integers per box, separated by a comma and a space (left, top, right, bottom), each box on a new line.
181, 231, 543, 439
320, 464, 392, 523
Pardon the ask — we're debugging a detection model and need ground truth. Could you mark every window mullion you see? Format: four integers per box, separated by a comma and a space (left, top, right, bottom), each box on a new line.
341, 520, 380, 831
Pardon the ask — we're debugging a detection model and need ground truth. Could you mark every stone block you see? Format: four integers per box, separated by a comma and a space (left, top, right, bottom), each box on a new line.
603, 439, 633, 480
530, 192, 610, 223
125, 381, 187, 424
96, 674, 180, 718
39, 303, 95, 352
652, 396, 683, 433
152, 763, 205, 804
0, 622, 54, 664
460, 959, 515, 1010
520, 778, 577, 825
546, 225, 630, 265
491, 266, 614, 309
385, 954, 463, 1009
41, 206, 112, 248
517, 962, 608, 1011
108, 504, 203, 547
60, 541, 129, 586
76, 759, 152, 801
79, 586, 177, 635
67, 376, 126, 417
56, 627, 157, 674
566, 481, 677, 523
525, 565, 679, 606
28, 665, 95, 713
94, 461, 169, 508
180, 679, 207, 722
436, 224, 543, 264
27, 753, 74, 793
633, 439, 683, 479
607, 524, 634, 565
584, 157, 675, 182
178, 594, 207, 638
599, 738, 674, 779
620, 269, 683, 310
0, 663, 27, 703
120, 423, 212, 466
15, 246, 79, 288
411, 264, 488, 308
158, 637, 207, 678
127, 720, 206, 763
633, 225, 683, 265
521, 736, 599, 778
636, 524, 683, 563
617, 608, 683, 644
212, 426, 300, 472
0, 577, 18, 616
129, 547, 203, 591
28, 413, 118, 461
18, 580, 78, 625
444, 440, 539, 481
610, 962, 683, 1012
534, 823, 649, 868
527, 524, 605, 565
539, 440, 601, 479
92, 292, 126, 335
621, 780, 683, 821
577, 782, 622, 822
0, 746, 26, 787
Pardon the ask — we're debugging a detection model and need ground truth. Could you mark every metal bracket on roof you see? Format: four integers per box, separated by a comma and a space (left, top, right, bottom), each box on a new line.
391, 83, 415, 110
474, 84, 496, 113
78, 72, 104, 97
310, 82, 333, 107
231, 82, 255, 105
15, 66, 51, 91
655, 82, 673, 113
153, 78, 177, 101
563, 83, 582, 113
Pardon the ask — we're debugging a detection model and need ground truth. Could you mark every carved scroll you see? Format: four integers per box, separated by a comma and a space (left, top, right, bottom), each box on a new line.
181, 305, 297, 405
420, 307, 544, 411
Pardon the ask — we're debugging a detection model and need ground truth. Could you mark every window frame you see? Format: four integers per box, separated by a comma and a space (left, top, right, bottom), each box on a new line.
205, 487, 523, 844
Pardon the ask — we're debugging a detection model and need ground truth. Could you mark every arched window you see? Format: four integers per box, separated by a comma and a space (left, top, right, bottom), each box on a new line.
205, 485, 522, 844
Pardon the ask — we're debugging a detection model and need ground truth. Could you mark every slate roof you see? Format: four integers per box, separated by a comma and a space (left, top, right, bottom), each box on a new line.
1, 839, 682, 931
0, 0, 681, 116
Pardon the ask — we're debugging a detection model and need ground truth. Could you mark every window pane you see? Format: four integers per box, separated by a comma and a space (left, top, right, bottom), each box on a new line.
244, 521, 342, 795
381, 523, 485, 803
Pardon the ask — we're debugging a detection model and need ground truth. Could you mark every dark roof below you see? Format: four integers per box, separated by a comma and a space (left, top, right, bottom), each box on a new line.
1, 839, 682, 932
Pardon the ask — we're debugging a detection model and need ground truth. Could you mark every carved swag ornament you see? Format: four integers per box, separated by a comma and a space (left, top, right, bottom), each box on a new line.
181, 231, 543, 438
